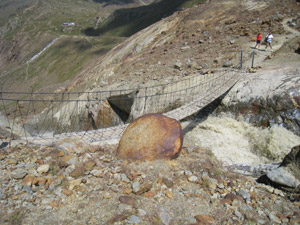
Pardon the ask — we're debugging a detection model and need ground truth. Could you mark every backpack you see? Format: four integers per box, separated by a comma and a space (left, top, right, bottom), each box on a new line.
264, 35, 269, 42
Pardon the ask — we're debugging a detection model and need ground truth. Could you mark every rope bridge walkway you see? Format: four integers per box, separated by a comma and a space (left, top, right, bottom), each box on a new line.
0, 52, 246, 145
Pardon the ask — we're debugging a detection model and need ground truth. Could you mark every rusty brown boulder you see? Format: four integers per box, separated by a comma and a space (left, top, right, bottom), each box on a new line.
117, 114, 183, 161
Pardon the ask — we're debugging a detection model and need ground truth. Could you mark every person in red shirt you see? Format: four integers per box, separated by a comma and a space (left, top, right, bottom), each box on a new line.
254, 32, 262, 49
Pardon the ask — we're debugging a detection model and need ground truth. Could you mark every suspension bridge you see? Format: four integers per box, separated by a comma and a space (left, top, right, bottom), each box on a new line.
0, 51, 246, 145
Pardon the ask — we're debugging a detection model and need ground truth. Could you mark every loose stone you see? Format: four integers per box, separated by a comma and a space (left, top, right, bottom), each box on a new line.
128, 215, 141, 224
11, 169, 27, 179
37, 164, 50, 174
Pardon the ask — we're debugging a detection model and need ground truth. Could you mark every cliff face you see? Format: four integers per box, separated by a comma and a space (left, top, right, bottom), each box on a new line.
219, 65, 300, 135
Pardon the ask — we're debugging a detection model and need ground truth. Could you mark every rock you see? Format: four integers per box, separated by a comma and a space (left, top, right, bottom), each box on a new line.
205, 177, 218, 189
89, 99, 125, 129
296, 44, 300, 54
234, 210, 243, 220
8, 159, 18, 165
248, 67, 257, 73
280, 145, 300, 168
237, 189, 251, 201
90, 169, 104, 178
0, 152, 6, 160
117, 114, 183, 161
0, 188, 7, 200
70, 164, 86, 178
120, 174, 131, 183
50, 200, 59, 208
184, 170, 193, 176
63, 189, 73, 196
57, 138, 91, 155
133, 181, 152, 195
221, 193, 244, 205
144, 190, 155, 198
195, 214, 215, 224
128, 215, 141, 224
223, 60, 233, 67
132, 182, 140, 193
162, 177, 174, 188
49, 179, 62, 191
69, 178, 82, 187
37, 164, 50, 174
23, 185, 33, 194
269, 213, 281, 224
159, 208, 172, 225
119, 196, 136, 205
104, 193, 111, 199
0, 142, 8, 149
137, 209, 147, 217
11, 168, 27, 179
84, 160, 96, 170
266, 167, 300, 188
117, 204, 134, 214
181, 45, 190, 50
22, 175, 34, 186
108, 214, 128, 224
219, 72, 300, 136
257, 145, 300, 191
174, 61, 182, 70
58, 159, 69, 168
188, 175, 198, 182
123, 188, 133, 195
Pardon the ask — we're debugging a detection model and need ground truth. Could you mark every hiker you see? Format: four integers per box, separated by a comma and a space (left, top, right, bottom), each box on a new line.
265, 32, 273, 51
254, 32, 262, 49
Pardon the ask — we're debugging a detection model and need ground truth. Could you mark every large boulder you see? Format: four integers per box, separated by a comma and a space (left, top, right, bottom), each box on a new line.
117, 114, 183, 161
257, 145, 300, 192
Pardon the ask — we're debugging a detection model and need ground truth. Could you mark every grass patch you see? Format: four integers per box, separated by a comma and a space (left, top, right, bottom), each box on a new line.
84, 0, 205, 37
1, 35, 121, 93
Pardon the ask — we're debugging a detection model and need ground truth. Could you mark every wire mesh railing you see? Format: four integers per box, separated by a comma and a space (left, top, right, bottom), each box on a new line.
0, 50, 245, 144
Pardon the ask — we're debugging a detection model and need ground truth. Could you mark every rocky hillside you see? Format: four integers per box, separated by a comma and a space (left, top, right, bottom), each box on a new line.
1, 139, 300, 225
1, 0, 300, 224
79, 0, 300, 93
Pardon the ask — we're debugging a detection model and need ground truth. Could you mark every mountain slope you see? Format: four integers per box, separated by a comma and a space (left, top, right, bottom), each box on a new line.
0, 0, 157, 92
84, 0, 204, 37
82, 0, 300, 93
0, 0, 299, 95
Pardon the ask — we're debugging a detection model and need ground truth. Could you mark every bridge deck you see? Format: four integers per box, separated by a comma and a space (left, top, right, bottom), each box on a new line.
24, 70, 242, 144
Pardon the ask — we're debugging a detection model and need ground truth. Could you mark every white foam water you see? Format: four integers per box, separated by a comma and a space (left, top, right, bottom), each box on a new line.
184, 115, 300, 166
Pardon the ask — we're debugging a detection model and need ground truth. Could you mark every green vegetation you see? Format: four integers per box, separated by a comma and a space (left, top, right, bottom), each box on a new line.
1, 36, 121, 92
84, 0, 205, 37
0, 0, 37, 25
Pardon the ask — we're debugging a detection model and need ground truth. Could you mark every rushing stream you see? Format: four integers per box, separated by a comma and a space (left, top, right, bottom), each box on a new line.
184, 115, 300, 166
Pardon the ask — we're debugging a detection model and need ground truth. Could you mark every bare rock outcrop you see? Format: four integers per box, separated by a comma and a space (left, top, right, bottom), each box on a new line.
217, 65, 300, 135
257, 145, 300, 192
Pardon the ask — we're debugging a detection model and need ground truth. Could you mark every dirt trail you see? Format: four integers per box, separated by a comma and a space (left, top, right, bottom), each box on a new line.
243, 18, 300, 69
